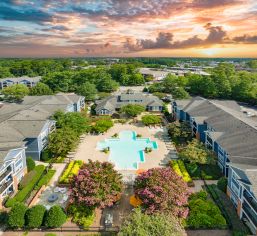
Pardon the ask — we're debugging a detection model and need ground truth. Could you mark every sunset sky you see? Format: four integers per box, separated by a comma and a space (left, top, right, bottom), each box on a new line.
0, 0, 257, 58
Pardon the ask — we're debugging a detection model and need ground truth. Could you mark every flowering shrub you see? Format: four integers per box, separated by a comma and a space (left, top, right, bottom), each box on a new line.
59, 160, 83, 184
134, 167, 190, 218
70, 160, 123, 208
170, 160, 192, 183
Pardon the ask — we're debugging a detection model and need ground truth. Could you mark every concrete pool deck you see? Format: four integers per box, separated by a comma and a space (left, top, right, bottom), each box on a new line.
74, 123, 177, 174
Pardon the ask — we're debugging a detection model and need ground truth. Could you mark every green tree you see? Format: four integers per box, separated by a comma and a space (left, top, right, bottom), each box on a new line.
8, 203, 27, 228
25, 205, 46, 228
172, 87, 189, 99
120, 104, 145, 117
76, 82, 97, 101
97, 78, 119, 92
26, 157, 35, 172
48, 128, 79, 158
53, 111, 90, 136
167, 122, 192, 142
29, 82, 53, 95
91, 118, 113, 134
2, 84, 29, 101
0, 66, 13, 78
141, 115, 162, 126
179, 139, 213, 164
44, 205, 66, 228
119, 208, 185, 236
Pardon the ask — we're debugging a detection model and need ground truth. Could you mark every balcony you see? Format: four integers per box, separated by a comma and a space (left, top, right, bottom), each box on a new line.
242, 202, 257, 227
0, 168, 12, 183
0, 179, 13, 194
244, 191, 257, 213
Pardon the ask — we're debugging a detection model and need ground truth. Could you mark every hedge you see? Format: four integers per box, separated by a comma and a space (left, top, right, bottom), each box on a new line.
186, 191, 227, 229
170, 160, 193, 183
59, 160, 83, 184
206, 184, 249, 235
34, 169, 56, 190
184, 162, 222, 180
6, 165, 45, 207
8, 203, 28, 228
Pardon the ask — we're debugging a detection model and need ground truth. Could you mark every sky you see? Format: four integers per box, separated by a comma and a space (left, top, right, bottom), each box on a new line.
0, 0, 257, 58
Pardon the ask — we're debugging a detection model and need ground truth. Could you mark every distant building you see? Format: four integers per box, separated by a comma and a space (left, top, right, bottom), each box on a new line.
172, 96, 257, 234
0, 76, 41, 89
139, 68, 170, 81
95, 90, 163, 115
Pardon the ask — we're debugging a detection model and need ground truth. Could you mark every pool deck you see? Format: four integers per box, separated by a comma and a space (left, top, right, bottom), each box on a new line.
74, 123, 177, 174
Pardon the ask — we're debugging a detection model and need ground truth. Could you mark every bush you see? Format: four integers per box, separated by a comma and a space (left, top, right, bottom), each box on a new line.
70, 160, 123, 208
189, 190, 208, 201
26, 157, 35, 172
120, 104, 145, 117
141, 115, 162, 126
8, 203, 27, 228
25, 205, 46, 228
91, 119, 113, 134
170, 160, 192, 183
41, 149, 53, 162
186, 193, 227, 229
217, 177, 228, 193
134, 167, 190, 217
184, 162, 222, 180
59, 160, 83, 184
68, 204, 95, 230
6, 165, 45, 207
44, 205, 66, 228
119, 208, 185, 236
35, 169, 56, 190
206, 184, 249, 235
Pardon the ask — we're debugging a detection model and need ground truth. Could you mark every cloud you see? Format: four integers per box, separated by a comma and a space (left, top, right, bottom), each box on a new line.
125, 23, 227, 51
0, 5, 53, 24
232, 34, 257, 43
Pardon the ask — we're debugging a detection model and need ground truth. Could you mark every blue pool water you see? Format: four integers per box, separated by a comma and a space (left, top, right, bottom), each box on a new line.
97, 130, 158, 170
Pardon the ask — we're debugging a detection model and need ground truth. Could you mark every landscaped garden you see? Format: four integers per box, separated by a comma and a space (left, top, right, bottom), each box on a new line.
59, 160, 83, 184
5, 159, 56, 208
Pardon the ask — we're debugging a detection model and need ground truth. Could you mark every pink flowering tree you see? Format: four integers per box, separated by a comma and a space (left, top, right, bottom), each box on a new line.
69, 160, 123, 208
134, 167, 190, 218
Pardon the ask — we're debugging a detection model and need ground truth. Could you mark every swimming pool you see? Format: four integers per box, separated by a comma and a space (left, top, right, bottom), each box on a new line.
97, 130, 158, 170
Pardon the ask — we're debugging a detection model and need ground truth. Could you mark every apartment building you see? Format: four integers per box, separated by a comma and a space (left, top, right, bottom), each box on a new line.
0, 76, 41, 89
172, 96, 257, 234
0, 94, 85, 207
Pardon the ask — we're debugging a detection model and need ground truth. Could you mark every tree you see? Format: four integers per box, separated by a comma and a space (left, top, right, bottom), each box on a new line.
172, 87, 189, 99
134, 167, 190, 217
70, 160, 123, 208
97, 78, 119, 92
53, 111, 90, 135
76, 82, 97, 101
8, 203, 27, 228
44, 205, 66, 228
2, 84, 29, 101
179, 139, 213, 164
26, 157, 35, 172
48, 128, 79, 158
119, 208, 185, 236
91, 118, 113, 134
167, 122, 192, 142
25, 205, 46, 228
29, 82, 53, 95
0, 66, 13, 78
120, 104, 145, 117
141, 115, 161, 126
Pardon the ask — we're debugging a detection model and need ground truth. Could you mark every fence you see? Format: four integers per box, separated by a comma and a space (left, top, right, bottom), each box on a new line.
6, 226, 120, 233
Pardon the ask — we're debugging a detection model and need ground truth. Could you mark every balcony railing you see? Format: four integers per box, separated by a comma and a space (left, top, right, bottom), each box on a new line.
0, 169, 12, 183
0, 179, 13, 194
242, 202, 257, 227
244, 191, 257, 213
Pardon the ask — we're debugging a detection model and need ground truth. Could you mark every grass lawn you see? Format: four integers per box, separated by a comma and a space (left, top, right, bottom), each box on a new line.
185, 162, 223, 180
